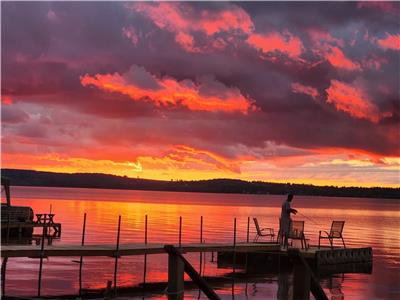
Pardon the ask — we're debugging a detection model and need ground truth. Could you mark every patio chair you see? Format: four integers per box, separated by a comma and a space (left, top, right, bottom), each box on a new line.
318, 221, 346, 249
253, 218, 274, 242
287, 220, 308, 249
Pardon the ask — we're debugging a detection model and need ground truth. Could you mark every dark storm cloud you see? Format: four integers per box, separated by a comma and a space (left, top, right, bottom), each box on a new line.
1, 0, 399, 166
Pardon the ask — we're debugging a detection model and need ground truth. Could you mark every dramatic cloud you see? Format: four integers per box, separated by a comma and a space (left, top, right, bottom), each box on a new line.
247, 31, 304, 60
376, 33, 400, 51
127, 2, 253, 52
80, 65, 255, 113
2, 2, 399, 187
291, 83, 319, 100
326, 80, 381, 123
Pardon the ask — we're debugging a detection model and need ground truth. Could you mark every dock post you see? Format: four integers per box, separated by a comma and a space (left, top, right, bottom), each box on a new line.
179, 216, 182, 248
167, 247, 184, 300
79, 213, 87, 297
1, 257, 8, 296
6, 214, 10, 244
143, 214, 148, 288
38, 224, 46, 297
199, 216, 203, 276
113, 215, 121, 297
232, 218, 237, 299
246, 217, 250, 243
292, 261, 311, 300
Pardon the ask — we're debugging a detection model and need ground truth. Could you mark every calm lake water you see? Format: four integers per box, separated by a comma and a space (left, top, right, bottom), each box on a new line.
2, 186, 400, 299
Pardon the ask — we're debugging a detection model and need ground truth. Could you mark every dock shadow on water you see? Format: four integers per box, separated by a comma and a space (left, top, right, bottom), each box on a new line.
1, 186, 399, 299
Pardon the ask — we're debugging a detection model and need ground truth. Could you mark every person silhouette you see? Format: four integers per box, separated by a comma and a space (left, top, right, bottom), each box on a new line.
279, 194, 297, 247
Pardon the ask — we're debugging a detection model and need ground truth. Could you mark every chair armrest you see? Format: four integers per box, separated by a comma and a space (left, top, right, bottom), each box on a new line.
319, 230, 330, 237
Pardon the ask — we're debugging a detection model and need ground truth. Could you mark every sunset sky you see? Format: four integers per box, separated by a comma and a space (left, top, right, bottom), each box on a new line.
1, 2, 399, 187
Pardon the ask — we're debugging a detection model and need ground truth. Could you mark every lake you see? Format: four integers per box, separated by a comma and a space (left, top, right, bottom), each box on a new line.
2, 186, 400, 299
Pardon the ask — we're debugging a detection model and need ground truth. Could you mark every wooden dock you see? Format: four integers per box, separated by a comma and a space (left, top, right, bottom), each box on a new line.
1, 242, 281, 258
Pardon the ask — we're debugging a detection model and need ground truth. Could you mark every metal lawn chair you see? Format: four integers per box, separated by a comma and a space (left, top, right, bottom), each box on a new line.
253, 218, 274, 242
287, 220, 308, 249
318, 221, 346, 249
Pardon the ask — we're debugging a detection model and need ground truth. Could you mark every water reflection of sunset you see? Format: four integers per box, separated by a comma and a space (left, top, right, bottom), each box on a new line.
3, 187, 399, 299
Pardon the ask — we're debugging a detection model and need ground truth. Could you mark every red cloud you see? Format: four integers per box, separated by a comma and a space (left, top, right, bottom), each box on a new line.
326, 80, 380, 123
81, 65, 255, 114
376, 33, 400, 51
128, 2, 253, 52
246, 31, 304, 60
291, 83, 319, 100
308, 29, 361, 71
325, 47, 361, 71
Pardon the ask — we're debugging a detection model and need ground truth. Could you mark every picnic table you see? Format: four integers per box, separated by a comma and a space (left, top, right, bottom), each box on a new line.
35, 213, 55, 224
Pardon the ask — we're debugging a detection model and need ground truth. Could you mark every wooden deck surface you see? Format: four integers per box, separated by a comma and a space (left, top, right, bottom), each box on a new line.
1, 242, 283, 258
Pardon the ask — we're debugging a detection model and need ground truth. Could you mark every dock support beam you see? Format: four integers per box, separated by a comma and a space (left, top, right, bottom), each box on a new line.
292, 261, 311, 300
288, 249, 328, 300
167, 247, 185, 300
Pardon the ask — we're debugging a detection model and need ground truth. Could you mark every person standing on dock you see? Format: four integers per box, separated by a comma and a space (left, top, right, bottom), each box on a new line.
279, 194, 297, 247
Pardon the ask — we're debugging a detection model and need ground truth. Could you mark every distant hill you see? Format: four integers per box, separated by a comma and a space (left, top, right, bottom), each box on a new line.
1, 168, 399, 199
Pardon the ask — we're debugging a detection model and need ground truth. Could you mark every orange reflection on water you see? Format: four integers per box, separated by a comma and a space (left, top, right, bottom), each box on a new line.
3, 186, 400, 299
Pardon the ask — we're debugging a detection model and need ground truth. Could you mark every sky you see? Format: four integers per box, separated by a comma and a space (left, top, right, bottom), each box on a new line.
1, 1, 399, 187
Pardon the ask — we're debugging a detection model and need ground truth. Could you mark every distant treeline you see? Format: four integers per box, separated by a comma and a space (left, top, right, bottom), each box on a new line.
1, 169, 399, 199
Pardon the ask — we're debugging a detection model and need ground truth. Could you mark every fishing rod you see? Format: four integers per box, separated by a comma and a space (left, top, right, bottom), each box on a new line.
296, 211, 322, 227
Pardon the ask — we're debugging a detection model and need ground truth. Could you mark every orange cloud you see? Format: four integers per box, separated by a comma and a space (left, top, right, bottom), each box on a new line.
376, 33, 400, 51
308, 29, 361, 71
291, 82, 319, 99
129, 2, 253, 52
325, 80, 380, 122
325, 46, 361, 71
81, 65, 255, 114
246, 31, 304, 60
138, 144, 241, 174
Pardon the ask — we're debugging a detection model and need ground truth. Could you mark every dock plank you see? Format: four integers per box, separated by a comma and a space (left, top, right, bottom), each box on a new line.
1, 242, 282, 258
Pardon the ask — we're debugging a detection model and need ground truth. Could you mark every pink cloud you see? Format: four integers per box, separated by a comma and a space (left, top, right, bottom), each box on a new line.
308, 29, 361, 71
308, 29, 344, 48
128, 2, 253, 52
325, 46, 361, 71
291, 83, 319, 100
246, 31, 304, 60
357, 2, 399, 14
122, 26, 139, 46
80, 65, 255, 114
325, 80, 380, 123
376, 33, 400, 51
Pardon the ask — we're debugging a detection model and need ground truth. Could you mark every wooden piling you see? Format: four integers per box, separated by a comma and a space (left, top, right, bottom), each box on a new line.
246, 217, 250, 243
199, 216, 203, 276
6, 214, 10, 243
232, 218, 237, 299
1, 257, 8, 296
143, 214, 148, 287
79, 213, 87, 297
37, 224, 46, 297
292, 261, 311, 300
113, 215, 121, 296
167, 246, 185, 300
179, 216, 182, 248
165, 245, 221, 300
